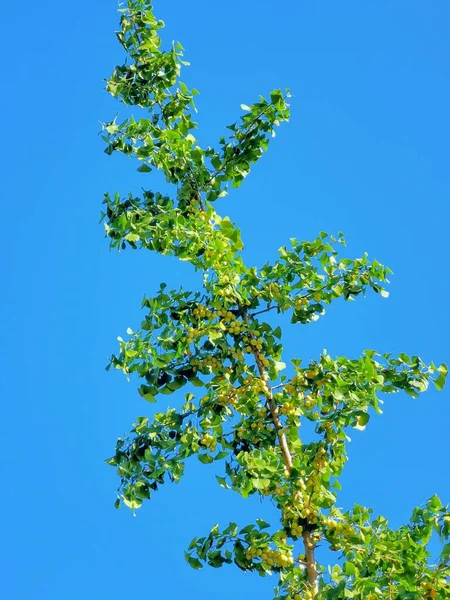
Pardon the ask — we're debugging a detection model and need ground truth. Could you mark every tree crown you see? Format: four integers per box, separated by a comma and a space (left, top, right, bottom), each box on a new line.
102, 2, 449, 598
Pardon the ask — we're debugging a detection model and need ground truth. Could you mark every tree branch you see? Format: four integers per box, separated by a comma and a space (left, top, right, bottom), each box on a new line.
303, 530, 319, 596
243, 315, 292, 470
244, 313, 320, 594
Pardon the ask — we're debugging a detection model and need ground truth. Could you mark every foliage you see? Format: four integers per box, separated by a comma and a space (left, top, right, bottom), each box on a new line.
101, 1, 449, 598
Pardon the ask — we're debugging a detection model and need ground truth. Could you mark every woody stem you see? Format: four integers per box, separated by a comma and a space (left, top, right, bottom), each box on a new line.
248, 327, 319, 595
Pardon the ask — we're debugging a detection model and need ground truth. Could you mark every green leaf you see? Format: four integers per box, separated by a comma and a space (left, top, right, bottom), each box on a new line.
188, 537, 197, 551
270, 90, 283, 104
159, 385, 174, 395
239, 525, 255, 534
138, 385, 157, 402
137, 164, 152, 173
343, 561, 358, 576
438, 362, 448, 375
167, 376, 186, 391
434, 373, 446, 391
273, 326, 282, 339
256, 519, 270, 529
251, 478, 270, 490
125, 233, 140, 243
354, 412, 370, 430
185, 553, 203, 570
122, 496, 142, 510
214, 451, 228, 460
223, 522, 238, 535
274, 361, 286, 373
428, 494, 443, 511
198, 454, 213, 464
216, 476, 229, 489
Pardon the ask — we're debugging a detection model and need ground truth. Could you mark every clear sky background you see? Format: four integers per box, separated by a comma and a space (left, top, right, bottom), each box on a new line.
1, 1, 449, 598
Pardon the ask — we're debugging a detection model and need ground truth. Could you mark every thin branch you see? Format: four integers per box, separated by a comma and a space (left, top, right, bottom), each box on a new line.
202, 102, 280, 189
243, 311, 321, 594
250, 304, 280, 317
243, 315, 292, 470
303, 530, 320, 595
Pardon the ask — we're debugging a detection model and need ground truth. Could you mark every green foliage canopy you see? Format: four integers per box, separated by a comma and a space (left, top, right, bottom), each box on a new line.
101, 2, 449, 598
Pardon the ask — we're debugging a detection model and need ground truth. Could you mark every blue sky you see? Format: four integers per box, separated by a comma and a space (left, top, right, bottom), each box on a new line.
2, 0, 449, 598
